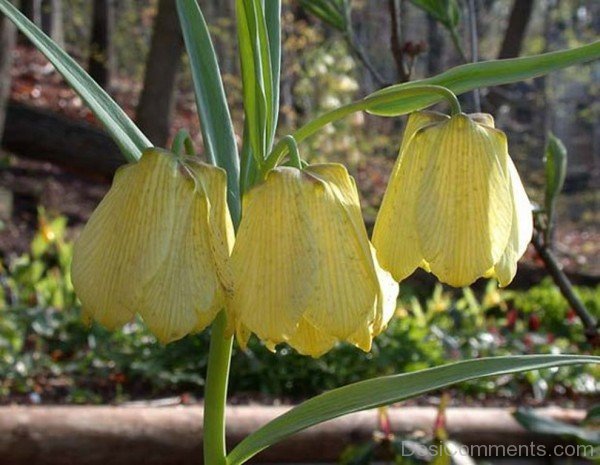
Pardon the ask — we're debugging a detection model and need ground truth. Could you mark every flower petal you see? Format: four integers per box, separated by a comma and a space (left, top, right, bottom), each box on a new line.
373, 111, 448, 281
370, 244, 399, 336
231, 167, 319, 345
416, 115, 513, 287
138, 178, 224, 343
492, 157, 533, 287
71, 150, 179, 329
186, 161, 235, 292
287, 317, 338, 357
302, 164, 380, 342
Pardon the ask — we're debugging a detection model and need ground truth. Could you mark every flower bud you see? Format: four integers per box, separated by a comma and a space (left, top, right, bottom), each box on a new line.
71, 149, 233, 343
373, 111, 532, 287
229, 164, 399, 357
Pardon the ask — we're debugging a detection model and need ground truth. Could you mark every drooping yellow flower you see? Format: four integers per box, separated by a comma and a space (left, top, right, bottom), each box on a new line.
71, 149, 234, 343
373, 111, 532, 288
229, 164, 399, 357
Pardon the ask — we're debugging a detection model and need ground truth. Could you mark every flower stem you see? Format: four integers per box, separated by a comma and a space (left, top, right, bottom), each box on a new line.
203, 311, 233, 465
266, 85, 460, 165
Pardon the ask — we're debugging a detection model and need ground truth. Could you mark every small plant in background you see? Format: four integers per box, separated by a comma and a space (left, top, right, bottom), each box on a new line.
515, 405, 600, 463
340, 394, 478, 465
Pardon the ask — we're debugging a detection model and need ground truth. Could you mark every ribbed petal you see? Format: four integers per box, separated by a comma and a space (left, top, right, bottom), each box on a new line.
370, 245, 399, 336
231, 167, 319, 346
302, 164, 380, 345
491, 157, 533, 287
416, 115, 513, 287
287, 317, 338, 357
186, 161, 235, 293
138, 177, 225, 343
373, 111, 448, 281
71, 150, 178, 329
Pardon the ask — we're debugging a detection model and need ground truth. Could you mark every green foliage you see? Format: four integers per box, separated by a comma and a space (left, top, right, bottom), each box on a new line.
409, 0, 460, 32
177, 0, 241, 220
515, 407, 600, 462
0, 0, 150, 162
544, 133, 568, 233
0, 217, 598, 404
298, 0, 348, 32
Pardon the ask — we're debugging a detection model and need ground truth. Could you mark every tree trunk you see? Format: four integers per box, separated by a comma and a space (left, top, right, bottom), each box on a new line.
40, 0, 64, 47
21, 0, 41, 25
135, 0, 184, 147
497, 0, 535, 59
0, 11, 16, 140
88, 0, 114, 89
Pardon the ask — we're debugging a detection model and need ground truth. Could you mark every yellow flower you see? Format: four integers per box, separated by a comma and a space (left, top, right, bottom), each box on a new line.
373, 111, 532, 288
229, 164, 399, 357
71, 149, 234, 343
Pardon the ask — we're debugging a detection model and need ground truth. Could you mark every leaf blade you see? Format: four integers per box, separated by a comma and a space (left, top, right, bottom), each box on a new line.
228, 355, 600, 464
264, 0, 282, 147
176, 0, 240, 222
0, 0, 150, 162
368, 41, 600, 116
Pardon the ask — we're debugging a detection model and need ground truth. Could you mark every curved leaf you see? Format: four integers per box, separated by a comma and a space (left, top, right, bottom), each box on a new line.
299, 0, 347, 31
368, 41, 600, 116
0, 0, 150, 162
514, 408, 600, 445
227, 355, 600, 464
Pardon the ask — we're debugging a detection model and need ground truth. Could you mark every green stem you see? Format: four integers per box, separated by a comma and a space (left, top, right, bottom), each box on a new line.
282, 136, 302, 169
532, 229, 599, 345
203, 312, 234, 465
450, 27, 468, 62
172, 129, 196, 156
266, 85, 460, 165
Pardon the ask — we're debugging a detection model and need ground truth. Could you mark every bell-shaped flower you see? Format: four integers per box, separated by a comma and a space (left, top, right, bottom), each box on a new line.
229, 164, 399, 357
71, 149, 234, 343
373, 111, 532, 288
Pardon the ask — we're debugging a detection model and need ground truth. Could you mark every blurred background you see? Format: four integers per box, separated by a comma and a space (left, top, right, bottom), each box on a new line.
0, 0, 598, 412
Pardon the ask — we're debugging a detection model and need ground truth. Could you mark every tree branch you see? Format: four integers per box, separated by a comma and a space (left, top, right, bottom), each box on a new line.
532, 229, 599, 347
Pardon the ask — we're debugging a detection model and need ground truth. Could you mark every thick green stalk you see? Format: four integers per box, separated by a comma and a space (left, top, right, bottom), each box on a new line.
203, 312, 234, 465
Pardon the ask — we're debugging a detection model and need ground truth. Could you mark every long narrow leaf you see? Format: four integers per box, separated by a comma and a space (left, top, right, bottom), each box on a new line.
264, 0, 282, 147
228, 355, 600, 464
253, 0, 274, 148
236, 0, 266, 164
176, 0, 240, 222
368, 41, 600, 116
0, 0, 150, 162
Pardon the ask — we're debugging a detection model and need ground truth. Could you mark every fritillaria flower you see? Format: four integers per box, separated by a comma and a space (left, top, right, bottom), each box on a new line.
71, 149, 234, 343
229, 164, 399, 357
373, 111, 532, 287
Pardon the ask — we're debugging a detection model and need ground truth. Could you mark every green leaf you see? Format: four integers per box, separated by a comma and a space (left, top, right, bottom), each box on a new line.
544, 133, 568, 227
410, 0, 460, 30
176, 0, 240, 223
0, 0, 150, 162
584, 404, 600, 424
299, 0, 347, 31
264, 0, 282, 147
227, 355, 600, 465
236, 0, 277, 167
514, 408, 600, 445
368, 41, 600, 116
